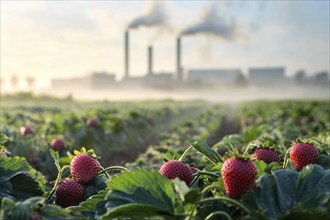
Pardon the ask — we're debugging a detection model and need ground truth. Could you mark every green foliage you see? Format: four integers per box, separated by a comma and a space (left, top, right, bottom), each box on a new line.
100, 170, 176, 219
242, 165, 330, 220
1, 100, 329, 219
0, 134, 9, 146
192, 139, 223, 164
0, 197, 86, 220
0, 157, 44, 201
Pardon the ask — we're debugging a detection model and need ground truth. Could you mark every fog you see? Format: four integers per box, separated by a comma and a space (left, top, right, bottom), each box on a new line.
26, 86, 327, 103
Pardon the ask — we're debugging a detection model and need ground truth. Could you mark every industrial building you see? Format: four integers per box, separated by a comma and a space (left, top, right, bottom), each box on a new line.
51, 31, 290, 90
187, 69, 243, 86
52, 72, 116, 90
248, 67, 285, 87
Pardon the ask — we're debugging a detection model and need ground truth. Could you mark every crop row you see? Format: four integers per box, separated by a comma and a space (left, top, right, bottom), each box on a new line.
0, 100, 329, 220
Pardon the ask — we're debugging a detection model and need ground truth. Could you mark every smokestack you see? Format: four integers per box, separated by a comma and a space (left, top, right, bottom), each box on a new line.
148, 46, 153, 75
125, 31, 129, 78
176, 37, 183, 81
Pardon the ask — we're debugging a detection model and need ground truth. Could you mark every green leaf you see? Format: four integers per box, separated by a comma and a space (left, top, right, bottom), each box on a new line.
69, 190, 107, 219
49, 149, 61, 172
253, 160, 268, 178
9, 174, 44, 200
242, 165, 330, 220
100, 169, 176, 219
0, 157, 44, 201
0, 134, 9, 146
191, 140, 223, 164
0, 157, 30, 181
172, 178, 201, 204
316, 155, 330, 169
0, 197, 86, 220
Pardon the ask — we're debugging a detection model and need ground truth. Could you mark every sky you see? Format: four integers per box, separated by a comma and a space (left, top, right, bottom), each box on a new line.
1, 0, 329, 87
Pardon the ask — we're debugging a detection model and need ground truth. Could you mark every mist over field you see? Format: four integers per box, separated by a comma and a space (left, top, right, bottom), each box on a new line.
43, 86, 329, 102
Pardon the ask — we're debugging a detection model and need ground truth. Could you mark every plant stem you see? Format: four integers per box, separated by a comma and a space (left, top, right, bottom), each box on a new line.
178, 146, 193, 162
243, 144, 255, 156
202, 185, 222, 196
200, 197, 250, 214
194, 171, 220, 178
98, 166, 131, 175
47, 166, 65, 201
189, 173, 201, 187
205, 211, 232, 220
187, 203, 198, 220
100, 166, 110, 178
282, 148, 291, 169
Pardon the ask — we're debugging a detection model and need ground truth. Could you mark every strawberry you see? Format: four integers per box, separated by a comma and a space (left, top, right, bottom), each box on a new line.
70, 154, 101, 185
221, 157, 257, 199
55, 179, 85, 207
51, 138, 65, 151
0, 151, 7, 158
290, 142, 318, 170
190, 166, 198, 174
87, 118, 100, 128
20, 126, 34, 136
159, 160, 193, 185
251, 148, 280, 164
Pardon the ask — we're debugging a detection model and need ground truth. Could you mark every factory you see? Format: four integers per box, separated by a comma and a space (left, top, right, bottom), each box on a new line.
248, 68, 286, 87
51, 30, 288, 90
187, 69, 243, 87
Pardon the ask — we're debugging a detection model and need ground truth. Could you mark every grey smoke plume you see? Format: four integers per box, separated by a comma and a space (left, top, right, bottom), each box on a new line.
180, 7, 246, 41
128, 2, 167, 29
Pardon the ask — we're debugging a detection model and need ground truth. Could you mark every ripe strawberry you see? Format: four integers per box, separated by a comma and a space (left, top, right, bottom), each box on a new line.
190, 166, 198, 174
251, 148, 280, 164
20, 126, 34, 136
159, 161, 193, 185
221, 158, 257, 199
290, 142, 318, 170
51, 138, 66, 151
70, 154, 101, 185
0, 151, 7, 158
56, 179, 85, 207
87, 118, 100, 128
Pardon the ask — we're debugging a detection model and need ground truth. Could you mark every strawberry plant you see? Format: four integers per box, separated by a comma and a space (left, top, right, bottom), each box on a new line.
0, 99, 329, 219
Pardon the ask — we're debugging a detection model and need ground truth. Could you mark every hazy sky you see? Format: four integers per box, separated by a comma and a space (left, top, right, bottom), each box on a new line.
1, 0, 329, 83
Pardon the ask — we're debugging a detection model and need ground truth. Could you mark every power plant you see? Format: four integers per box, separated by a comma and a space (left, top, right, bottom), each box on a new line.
51, 31, 290, 90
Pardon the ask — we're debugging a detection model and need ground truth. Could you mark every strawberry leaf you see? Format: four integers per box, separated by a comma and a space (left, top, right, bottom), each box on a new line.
191, 140, 223, 164
241, 165, 330, 219
172, 178, 201, 204
0, 197, 85, 220
100, 170, 176, 219
0, 134, 9, 146
0, 157, 44, 201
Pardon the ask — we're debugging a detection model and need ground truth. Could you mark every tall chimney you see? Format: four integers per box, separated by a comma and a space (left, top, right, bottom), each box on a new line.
125, 31, 129, 78
148, 45, 153, 75
176, 37, 183, 81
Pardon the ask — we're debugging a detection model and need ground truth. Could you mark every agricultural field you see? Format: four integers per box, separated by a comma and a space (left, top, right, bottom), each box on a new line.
0, 96, 329, 220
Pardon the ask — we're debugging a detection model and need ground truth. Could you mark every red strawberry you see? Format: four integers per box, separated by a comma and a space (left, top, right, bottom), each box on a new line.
70, 154, 101, 185
87, 118, 100, 128
251, 148, 280, 164
159, 161, 193, 185
190, 166, 198, 174
55, 179, 85, 207
221, 158, 257, 199
20, 126, 34, 136
290, 142, 318, 170
51, 138, 66, 151
0, 151, 7, 158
